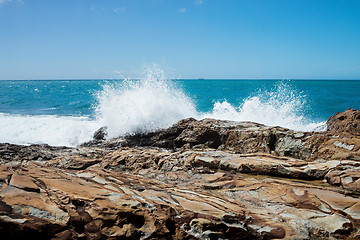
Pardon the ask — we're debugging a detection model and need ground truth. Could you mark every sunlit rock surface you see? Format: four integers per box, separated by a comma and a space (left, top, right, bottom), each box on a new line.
0, 109, 359, 239
326, 108, 360, 136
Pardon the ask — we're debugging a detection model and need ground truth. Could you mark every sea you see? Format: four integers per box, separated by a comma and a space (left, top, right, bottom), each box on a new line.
1, 70, 359, 147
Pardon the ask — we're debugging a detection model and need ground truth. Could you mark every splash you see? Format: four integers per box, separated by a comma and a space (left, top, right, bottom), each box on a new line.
202, 82, 325, 131
0, 68, 326, 147
0, 66, 197, 147
95, 65, 197, 138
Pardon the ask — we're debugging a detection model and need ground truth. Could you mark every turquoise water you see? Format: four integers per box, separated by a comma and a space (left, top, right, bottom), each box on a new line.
1, 79, 359, 120
181, 79, 360, 123
0, 78, 359, 146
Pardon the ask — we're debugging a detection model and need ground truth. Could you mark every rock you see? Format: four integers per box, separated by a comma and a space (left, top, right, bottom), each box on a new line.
0, 143, 65, 163
0, 146, 360, 239
0, 109, 360, 239
93, 127, 108, 140
325, 169, 360, 194
9, 173, 40, 193
327, 108, 360, 136
85, 116, 360, 161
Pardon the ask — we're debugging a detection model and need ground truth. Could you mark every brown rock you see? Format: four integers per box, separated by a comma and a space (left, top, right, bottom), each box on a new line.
0, 145, 359, 239
327, 108, 360, 135
85, 113, 359, 161
9, 173, 40, 193
326, 170, 360, 194
1, 110, 360, 239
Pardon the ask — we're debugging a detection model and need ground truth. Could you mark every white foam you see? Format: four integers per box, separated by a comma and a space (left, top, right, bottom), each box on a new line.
0, 66, 197, 147
202, 82, 325, 131
94, 65, 197, 138
0, 113, 100, 147
0, 68, 326, 147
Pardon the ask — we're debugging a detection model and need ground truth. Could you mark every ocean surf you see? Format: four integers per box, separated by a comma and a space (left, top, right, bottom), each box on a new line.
1, 67, 358, 147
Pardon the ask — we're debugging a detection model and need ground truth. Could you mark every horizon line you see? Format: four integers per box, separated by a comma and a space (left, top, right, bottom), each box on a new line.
1, 78, 360, 81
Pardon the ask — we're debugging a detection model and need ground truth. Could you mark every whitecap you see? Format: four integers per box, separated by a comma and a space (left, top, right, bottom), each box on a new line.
202, 81, 325, 132
94, 64, 197, 138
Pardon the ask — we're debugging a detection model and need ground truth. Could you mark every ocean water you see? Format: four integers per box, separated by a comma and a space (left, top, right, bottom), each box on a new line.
0, 69, 359, 147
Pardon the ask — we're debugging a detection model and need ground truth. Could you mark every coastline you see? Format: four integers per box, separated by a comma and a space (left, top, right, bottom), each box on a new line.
0, 109, 359, 239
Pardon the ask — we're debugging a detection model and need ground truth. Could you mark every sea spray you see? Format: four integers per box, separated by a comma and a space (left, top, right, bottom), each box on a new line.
95, 66, 197, 138
202, 81, 325, 131
0, 69, 331, 147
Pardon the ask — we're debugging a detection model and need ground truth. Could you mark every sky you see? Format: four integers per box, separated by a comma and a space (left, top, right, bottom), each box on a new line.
0, 0, 359, 80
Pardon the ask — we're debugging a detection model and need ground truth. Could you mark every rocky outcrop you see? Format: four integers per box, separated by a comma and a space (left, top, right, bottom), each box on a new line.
93, 127, 108, 141
1, 109, 360, 239
327, 108, 360, 136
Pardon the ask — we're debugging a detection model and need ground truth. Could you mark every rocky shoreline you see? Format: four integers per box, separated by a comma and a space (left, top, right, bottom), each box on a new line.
0, 109, 359, 239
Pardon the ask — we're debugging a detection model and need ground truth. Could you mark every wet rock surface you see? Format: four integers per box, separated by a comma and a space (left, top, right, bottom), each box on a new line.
1, 109, 360, 239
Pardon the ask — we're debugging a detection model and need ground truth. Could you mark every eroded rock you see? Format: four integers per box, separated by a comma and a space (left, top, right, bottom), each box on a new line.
0, 146, 359, 239
0, 110, 360, 239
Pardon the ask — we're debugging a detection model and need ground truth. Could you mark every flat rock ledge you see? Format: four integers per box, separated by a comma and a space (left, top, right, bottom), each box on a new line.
0, 109, 360, 240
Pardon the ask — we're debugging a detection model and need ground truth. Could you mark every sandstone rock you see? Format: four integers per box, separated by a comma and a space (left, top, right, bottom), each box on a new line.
325, 169, 360, 195
9, 173, 40, 193
0, 110, 360, 239
327, 108, 360, 136
1, 145, 360, 239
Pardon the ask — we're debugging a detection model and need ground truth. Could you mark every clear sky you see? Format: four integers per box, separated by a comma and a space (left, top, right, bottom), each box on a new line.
0, 0, 359, 80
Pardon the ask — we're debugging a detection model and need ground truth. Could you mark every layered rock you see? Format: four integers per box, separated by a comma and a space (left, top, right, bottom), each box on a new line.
1, 147, 360, 239
0, 109, 360, 239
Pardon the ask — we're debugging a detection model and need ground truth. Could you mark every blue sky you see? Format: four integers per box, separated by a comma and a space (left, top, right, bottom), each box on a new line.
0, 0, 359, 80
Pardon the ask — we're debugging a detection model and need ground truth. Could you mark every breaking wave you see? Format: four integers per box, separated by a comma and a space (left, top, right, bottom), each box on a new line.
0, 66, 325, 147
202, 82, 325, 131
94, 66, 197, 138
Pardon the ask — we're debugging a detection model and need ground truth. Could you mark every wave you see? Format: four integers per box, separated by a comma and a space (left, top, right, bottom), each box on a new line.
202, 82, 325, 131
0, 113, 100, 147
0, 67, 326, 147
94, 66, 197, 138
0, 66, 197, 147
94, 71, 324, 140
